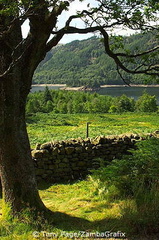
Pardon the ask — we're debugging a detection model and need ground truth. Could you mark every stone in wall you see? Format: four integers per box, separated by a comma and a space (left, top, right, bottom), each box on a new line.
32, 134, 144, 183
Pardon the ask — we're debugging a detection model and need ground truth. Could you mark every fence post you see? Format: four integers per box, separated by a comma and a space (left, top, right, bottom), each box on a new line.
86, 122, 90, 138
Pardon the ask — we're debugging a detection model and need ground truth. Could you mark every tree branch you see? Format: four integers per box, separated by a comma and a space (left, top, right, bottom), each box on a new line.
1, 0, 158, 79
100, 28, 159, 76
46, 26, 101, 51
48, 24, 159, 77
116, 45, 159, 58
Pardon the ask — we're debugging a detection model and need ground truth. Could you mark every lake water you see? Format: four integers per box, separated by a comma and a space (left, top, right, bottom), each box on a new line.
99, 86, 159, 101
31, 85, 159, 103
31, 85, 65, 92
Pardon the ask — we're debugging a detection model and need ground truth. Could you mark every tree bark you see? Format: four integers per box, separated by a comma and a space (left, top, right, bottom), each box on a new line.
0, 1, 68, 216
0, 69, 47, 216
0, 19, 47, 215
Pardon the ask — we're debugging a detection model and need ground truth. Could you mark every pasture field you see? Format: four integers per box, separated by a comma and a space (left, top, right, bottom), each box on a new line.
26, 112, 159, 148
1, 112, 159, 239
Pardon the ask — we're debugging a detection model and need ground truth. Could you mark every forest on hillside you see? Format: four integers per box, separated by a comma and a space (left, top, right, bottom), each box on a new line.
33, 31, 158, 87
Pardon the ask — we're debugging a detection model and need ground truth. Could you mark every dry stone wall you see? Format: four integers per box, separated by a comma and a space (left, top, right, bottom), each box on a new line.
32, 134, 143, 183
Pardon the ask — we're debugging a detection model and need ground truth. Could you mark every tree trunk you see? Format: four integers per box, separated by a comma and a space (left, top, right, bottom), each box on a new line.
0, 26, 47, 214
0, 71, 47, 214
0, 2, 60, 217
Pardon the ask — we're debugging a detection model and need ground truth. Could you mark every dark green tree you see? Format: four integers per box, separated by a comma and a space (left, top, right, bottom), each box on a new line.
46, 100, 54, 112
43, 86, 52, 103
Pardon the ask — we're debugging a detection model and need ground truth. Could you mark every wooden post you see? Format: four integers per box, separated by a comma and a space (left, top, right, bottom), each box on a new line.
86, 122, 89, 138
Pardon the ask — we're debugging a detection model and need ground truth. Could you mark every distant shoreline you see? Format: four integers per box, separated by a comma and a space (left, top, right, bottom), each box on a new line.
101, 84, 159, 88
32, 84, 66, 87
32, 84, 159, 90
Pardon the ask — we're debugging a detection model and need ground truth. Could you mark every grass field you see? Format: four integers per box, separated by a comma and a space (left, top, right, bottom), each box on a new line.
1, 112, 159, 239
26, 112, 159, 148
0, 180, 138, 240
1, 178, 155, 240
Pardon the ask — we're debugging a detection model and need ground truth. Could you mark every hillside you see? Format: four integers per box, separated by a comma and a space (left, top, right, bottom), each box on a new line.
33, 31, 157, 87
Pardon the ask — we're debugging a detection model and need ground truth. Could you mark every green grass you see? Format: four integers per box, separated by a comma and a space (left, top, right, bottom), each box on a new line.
26, 112, 159, 148
0, 180, 130, 240
1, 179, 155, 240
1, 112, 159, 239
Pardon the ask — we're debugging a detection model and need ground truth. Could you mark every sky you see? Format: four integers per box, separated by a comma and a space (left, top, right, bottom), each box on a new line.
22, 0, 158, 44
57, 0, 98, 43
22, 0, 97, 43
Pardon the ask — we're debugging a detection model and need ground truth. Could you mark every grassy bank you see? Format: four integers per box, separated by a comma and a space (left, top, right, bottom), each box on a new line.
26, 112, 159, 148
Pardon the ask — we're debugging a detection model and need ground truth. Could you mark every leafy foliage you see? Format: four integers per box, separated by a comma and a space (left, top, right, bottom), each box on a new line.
91, 138, 159, 197
135, 90, 158, 112
109, 94, 135, 113
90, 138, 159, 233
26, 88, 158, 114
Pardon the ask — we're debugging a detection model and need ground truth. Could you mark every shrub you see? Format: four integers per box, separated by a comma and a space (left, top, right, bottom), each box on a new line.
110, 94, 135, 113
121, 183, 159, 234
108, 104, 118, 113
135, 91, 158, 112
91, 138, 159, 197
90, 137, 159, 234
